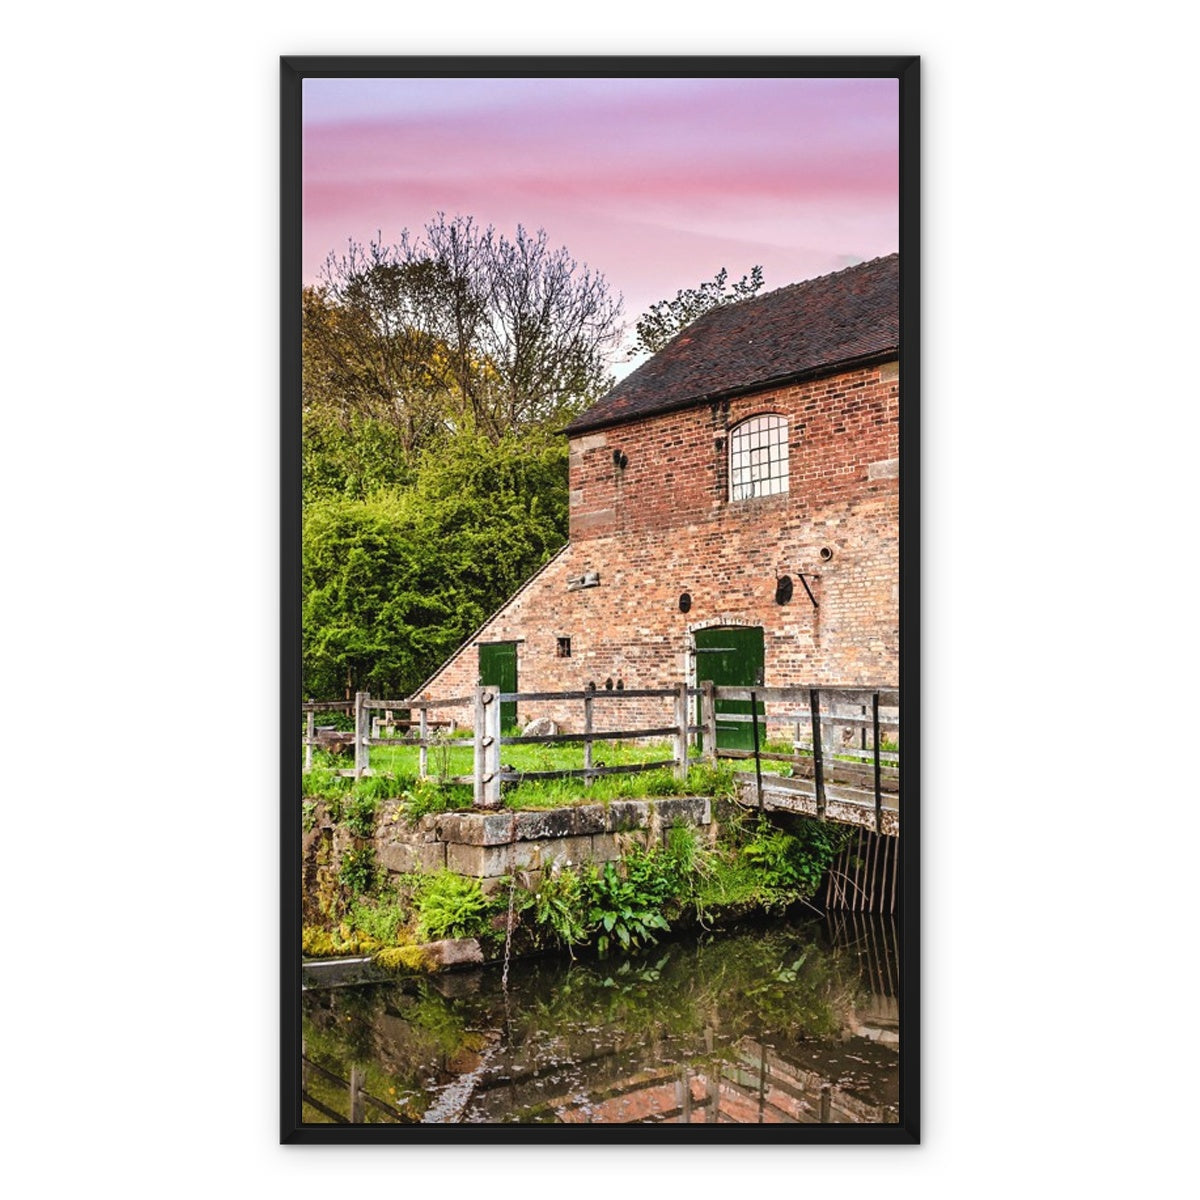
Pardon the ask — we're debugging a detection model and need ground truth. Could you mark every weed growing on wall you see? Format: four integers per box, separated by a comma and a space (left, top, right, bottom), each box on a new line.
400, 779, 471, 820
345, 894, 407, 946
521, 867, 591, 955
586, 860, 672, 955
413, 871, 495, 942
339, 847, 378, 896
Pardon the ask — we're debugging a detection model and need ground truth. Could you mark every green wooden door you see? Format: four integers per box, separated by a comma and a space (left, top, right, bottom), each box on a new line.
478, 641, 518, 731
694, 626, 765, 752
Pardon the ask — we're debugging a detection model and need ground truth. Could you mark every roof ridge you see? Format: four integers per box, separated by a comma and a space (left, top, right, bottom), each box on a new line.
566, 253, 898, 436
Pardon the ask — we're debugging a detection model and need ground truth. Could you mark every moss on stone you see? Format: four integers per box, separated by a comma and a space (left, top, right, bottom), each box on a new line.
373, 944, 434, 973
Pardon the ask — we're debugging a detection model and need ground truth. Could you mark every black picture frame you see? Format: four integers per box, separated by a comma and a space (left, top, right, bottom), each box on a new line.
281, 54, 919, 1144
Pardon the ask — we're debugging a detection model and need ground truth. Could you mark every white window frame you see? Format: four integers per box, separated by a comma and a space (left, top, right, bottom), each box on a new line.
729, 414, 789, 501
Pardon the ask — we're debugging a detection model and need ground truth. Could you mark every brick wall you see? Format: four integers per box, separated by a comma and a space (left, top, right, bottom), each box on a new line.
421, 360, 899, 733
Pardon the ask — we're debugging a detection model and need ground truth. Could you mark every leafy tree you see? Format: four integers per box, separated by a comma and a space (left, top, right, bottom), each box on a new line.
302, 432, 569, 699
630, 266, 765, 357
307, 215, 624, 453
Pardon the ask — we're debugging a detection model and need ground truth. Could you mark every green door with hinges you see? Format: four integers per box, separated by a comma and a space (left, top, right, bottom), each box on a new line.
693, 626, 765, 752
478, 641, 518, 731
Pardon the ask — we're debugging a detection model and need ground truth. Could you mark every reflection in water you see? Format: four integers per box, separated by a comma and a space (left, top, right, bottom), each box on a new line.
301, 914, 898, 1125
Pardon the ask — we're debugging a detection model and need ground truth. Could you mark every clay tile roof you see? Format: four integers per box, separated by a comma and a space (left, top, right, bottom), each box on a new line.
565, 254, 899, 435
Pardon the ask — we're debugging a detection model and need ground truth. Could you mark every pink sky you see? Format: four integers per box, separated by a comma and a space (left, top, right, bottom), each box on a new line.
303, 76, 898, 360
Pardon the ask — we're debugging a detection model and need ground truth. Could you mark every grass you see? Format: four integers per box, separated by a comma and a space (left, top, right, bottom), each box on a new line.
365, 733, 675, 781
304, 741, 735, 812
303, 725, 897, 809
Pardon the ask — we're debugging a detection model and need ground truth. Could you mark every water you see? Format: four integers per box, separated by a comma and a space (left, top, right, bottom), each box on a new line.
300, 912, 899, 1125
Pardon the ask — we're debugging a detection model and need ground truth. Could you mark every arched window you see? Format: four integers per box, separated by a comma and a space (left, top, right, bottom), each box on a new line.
729, 414, 789, 500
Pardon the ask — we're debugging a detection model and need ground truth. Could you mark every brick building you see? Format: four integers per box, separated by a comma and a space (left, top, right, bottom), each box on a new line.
418, 254, 900, 735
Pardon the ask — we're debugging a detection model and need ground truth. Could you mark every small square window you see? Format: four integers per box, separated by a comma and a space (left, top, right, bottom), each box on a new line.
556, 637, 572, 658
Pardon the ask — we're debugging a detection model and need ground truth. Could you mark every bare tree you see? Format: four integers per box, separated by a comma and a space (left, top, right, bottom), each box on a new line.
307, 215, 624, 447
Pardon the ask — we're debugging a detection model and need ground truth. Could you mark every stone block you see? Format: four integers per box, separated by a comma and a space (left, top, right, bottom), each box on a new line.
553, 835, 595, 869
655, 796, 711, 828
414, 814, 442, 840
570, 804, 608, 836
436, 811, 515, 846
445, 842, 509, 878
588, 833, 622, 863
514, 808, 575, 841
377, 840, 445, 875
446, 837, 570, 877
606, 800, 650, 833
420, 938, 484, 969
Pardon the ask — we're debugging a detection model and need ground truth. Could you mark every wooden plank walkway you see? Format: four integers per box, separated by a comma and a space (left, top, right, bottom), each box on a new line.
732, 771, 900, 836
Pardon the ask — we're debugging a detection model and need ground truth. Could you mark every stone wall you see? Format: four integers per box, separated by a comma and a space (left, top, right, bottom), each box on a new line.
377, 797, 711, 892
306, 797, 713, 905
419, 360, 898, 732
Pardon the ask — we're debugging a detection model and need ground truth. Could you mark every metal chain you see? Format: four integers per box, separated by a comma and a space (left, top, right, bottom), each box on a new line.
501, 810, 518, 991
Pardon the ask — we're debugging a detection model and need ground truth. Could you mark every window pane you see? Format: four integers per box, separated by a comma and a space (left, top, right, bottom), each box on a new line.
729, 415, 789, 501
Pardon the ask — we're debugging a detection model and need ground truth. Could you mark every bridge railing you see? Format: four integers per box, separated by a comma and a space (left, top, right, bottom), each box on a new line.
706, 684, 899, 834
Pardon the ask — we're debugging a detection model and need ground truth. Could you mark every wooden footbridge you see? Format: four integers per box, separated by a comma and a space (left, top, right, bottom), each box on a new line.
708, 685, 899, 838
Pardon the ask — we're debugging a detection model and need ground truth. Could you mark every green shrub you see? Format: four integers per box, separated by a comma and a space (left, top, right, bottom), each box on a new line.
585, 859, 672, 956
413, 871, 493, 942
343, 792, 378, 839
741, 817, 851, 900
346, 895, 407, 946
340, 847, 377, 897
301, 767, 348, 803
683, 761, 737, 800
522, 867, 591, 954
400, 779, 459, 820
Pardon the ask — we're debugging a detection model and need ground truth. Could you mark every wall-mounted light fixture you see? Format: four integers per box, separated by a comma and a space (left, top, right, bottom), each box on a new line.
679, 592, 692, 613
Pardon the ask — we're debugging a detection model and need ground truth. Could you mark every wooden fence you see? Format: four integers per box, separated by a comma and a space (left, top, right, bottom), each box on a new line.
303, 685, 696, 809
302, 683, 898, 823
302, 694, 474, 781
710, 685, 899, 834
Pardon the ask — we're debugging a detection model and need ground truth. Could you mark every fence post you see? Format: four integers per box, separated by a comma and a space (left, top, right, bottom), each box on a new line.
418, 705, 428, 781
583, 688, 594, 788
750, 690, 763, 809
474, 686, 503, 809
473, 687, 486, 808
483, 688, 502, 809
810, 688, 825, 819
673, 681, 689, 781
872, 691, 882, 835
700, 680, 717, 766
305, 707, 314, 773
354, 691, 369, 777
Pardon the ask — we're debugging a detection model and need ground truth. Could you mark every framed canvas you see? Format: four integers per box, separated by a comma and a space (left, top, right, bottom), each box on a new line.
281, 54, 919, 1144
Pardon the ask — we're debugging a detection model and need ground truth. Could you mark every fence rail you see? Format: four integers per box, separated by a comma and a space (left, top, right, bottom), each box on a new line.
711, 684, 899, 834
301, 681, 898, 824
